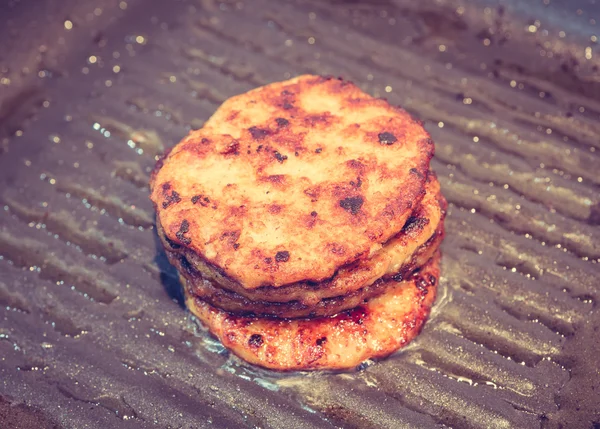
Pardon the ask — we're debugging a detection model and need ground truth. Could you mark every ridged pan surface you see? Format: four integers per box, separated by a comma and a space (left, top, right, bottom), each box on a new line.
0, 0, 598, 428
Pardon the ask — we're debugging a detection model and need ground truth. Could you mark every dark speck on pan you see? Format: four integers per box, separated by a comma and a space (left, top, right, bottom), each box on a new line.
0, 0, 598, 427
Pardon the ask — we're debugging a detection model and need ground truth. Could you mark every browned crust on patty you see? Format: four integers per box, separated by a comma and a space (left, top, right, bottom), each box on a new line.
150, 75, 433, 289
186, 252, 441, 371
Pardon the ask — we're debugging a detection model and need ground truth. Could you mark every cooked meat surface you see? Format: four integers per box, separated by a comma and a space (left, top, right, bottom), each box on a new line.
186, 252, 440, 371
150, 75, 434, 289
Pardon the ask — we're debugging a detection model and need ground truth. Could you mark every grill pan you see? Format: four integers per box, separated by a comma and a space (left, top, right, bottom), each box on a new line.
1, 0, 599, 427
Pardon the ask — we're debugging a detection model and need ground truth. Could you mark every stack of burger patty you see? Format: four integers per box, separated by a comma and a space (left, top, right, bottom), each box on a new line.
150, 75, 446, 371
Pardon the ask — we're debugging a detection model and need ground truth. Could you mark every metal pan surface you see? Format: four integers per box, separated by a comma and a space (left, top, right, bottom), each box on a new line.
0, 0, 599, 427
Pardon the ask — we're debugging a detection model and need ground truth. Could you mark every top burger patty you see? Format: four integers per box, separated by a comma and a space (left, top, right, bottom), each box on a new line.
150, 75, 434, 290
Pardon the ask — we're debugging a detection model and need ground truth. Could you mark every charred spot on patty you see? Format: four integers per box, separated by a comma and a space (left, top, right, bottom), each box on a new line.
274, 151, 288, 163
416, 276, 430, 295
220, 230, 241, 247
275, 117, 289, 127
378, 132, 398, 145
220, 140, 240, 155
191, 195, 211, 207
339, 196, 364, 215
162, 190, 181, 209
249, 127, 270, 140
409, 167, 424, 178
349, 177, 362, 188
176, 220, 191, 245
275, 251, 290, 262
248, 334, 264, 348
316, 337, 327, 347
402, 216, 429, 234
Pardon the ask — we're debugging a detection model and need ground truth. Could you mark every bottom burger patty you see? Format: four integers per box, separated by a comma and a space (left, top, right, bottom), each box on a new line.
185, 252, 440, 371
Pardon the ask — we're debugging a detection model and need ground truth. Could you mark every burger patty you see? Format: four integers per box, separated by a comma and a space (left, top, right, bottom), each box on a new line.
158, 174, 445, 305
186, 252, 441, 371
150, 75, 434, 290
150, 75, 445, 371
178, 221, 443, 318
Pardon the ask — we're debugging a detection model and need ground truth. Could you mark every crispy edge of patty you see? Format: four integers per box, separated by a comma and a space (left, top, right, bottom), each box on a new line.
186, 252, 441, 371
177, 219, 444, 318
157, 175, 445, 304
150, 74, 434, 289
